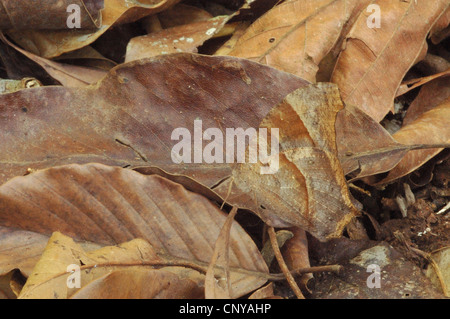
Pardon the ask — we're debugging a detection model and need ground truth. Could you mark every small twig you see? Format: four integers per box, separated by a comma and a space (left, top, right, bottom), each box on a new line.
268, 226, 304, 299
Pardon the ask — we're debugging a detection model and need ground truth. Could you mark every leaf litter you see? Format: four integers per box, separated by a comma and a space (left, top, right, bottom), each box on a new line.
0, 0, 449, 299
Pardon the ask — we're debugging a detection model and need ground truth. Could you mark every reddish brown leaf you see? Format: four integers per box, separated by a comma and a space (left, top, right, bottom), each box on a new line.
226, 0, 372, 83
6, 0, 182, 58
71, 269, 204, 299
0, 53, 308, 187
377, 98, 450, 184
331, 0, 449, 122
0, 0, 103, 30
0, 163, 269, 297
213, 83, 360, 240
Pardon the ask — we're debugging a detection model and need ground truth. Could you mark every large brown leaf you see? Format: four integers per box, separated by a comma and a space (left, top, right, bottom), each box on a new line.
0, 53, 364, 239
0, 164, 269, 298
331, 0, 449, 122
213, 83, 359, 240
225, 0, 372, 83
0, 53, 308, 187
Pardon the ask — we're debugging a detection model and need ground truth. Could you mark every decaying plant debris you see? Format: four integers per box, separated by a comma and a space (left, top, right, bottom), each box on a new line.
0, 0, 449, 299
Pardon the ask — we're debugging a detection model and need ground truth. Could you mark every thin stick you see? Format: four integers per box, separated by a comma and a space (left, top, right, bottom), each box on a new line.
268, 226, 305, 299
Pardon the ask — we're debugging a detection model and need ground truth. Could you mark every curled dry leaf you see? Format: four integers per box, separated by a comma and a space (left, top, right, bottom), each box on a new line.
282, 227, 313, 292
7, 0, 182, 58
430, 6, 450, 44
0, 163, 268, 298
0, 0, 103, 30
377, 98, 450, 185
226, 0, 372, 83
18, 232, 204, 299
125, 16, 230, 62
426, 247, 450, 297
402, 76, 450, 126
205, 207, 237, 299
331, 0, 450, 122
336, 103, 409, 179
0, 34, 108, 87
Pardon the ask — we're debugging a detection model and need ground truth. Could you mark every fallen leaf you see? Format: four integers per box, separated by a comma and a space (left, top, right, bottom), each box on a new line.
1, 34, 107, 87
377, 98, 450, 184
205, 207, 238, 299
0, 163, 269, 298
282, 227, 313, 292
331, 0, 449, 122
71, 268, 204, 299
156, 3, 214, 29
430, 6, 450, 44
125, 16, 230, 62
226, 0, 372, 82
336, 103, 409, 179
0, 0, 103, 30
0, 53, 308, 186
6, 0, 182, 58
213, 83, 360, 240
426, 246, 450, 297
18, 232, 161, 298
402, 76, 450, 126
0, 227, 101, 277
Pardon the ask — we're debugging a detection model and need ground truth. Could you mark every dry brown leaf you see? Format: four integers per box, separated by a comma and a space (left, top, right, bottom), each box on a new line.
396, 69, 450, 98
156, 3, 214, 29
403, 76, 450, 126
336, 103, 409, 179
0, 228, 101, 277
0, 34, 107, 87
6, 0, 182, 58
377, 98, 450, 185
125, 16, 230, 62
331, 0, 449, 122
0, 53, 308, 187
0, 163, 268, 298
430, 6, 450, 44
205, 207, 237, 299
71, 268, 204, 299
225, 0, 372, 82
213, 83, 359, 240
282, 227, 313, 292
18, 232, 162, 299
0, 0, 103, 30
0, 53, 357, 240
426, 247, 450, 297
18, 232, 205, 299
248, 282, 279, 299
